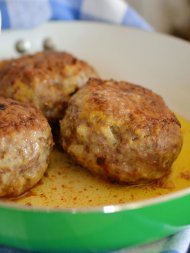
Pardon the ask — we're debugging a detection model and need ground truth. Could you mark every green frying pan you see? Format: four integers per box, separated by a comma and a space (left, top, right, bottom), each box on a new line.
0, 22, 190, 253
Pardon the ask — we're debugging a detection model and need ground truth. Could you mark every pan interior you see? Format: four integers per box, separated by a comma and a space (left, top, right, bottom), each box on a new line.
1, 114, 190, 209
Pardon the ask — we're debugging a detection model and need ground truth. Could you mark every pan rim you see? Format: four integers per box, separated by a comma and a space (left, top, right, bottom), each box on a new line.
0, 185, 190, 214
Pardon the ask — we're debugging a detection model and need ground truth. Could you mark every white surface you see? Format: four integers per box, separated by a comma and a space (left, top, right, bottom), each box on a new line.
1, 21, 190, 120
127, 0, 190, 32
81, 0, 128, 23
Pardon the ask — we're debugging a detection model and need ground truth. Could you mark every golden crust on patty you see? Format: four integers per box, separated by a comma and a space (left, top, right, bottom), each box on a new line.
0, 51, 98, 121
0, 97, 53, 197
60, 78, 183, 184
0, 97, 49, 136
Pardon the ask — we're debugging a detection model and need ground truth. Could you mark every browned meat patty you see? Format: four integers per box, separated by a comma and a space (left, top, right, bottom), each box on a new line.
60, 78, 183, 184
0, 97, 53, 197
0, 51, 98, 122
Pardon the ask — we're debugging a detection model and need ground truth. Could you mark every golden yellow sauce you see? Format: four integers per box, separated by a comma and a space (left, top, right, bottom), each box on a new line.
3, 115, 190, 208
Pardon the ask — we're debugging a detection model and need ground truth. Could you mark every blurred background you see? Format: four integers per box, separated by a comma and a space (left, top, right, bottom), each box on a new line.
127, 0, 190, 41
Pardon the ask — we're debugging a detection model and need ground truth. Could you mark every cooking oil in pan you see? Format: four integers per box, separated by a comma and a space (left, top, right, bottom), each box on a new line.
2, 115, 190, 208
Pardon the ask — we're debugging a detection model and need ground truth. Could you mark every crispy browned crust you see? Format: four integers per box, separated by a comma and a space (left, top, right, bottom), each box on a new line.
0, 97, 49, 137
0, 51, 88, 84
84, 78, 181, 125
0, 51, 98, 121
60, 78, 183, 184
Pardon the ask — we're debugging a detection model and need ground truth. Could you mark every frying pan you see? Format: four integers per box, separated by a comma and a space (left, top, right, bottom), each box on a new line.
0, 22, 190, 253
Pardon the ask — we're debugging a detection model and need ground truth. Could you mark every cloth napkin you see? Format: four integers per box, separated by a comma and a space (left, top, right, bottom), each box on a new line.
0, 0, 189, 253
0, 0, 153, 31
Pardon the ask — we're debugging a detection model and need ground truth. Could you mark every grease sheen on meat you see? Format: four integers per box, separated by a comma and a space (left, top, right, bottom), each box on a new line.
60, 78, 183, 184
0, 51, 98, 121
0, 97, 53, 197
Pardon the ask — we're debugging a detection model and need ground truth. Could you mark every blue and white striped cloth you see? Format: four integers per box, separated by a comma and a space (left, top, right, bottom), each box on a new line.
0, 1, 190, 253
0, 0, 153, 31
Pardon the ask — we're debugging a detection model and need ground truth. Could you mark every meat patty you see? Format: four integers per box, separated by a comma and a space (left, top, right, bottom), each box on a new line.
0, 97, 53, 197
0, 51, 98, 122
60, 78, 183, 184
